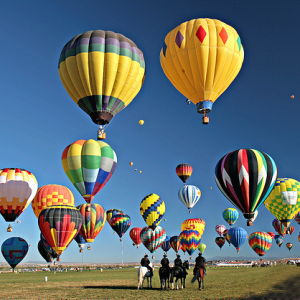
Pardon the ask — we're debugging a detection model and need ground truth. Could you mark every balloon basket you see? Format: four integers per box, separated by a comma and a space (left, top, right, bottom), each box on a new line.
97, 131, 106, 140
247, 220, 253, 226
202, 116, 209, 124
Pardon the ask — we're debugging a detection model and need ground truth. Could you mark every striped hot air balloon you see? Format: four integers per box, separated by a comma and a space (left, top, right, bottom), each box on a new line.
140, 226, 166, 253
106, 209, 123, 226
176, 163, 193, 183
179, 230, 201, 257
110, 213, 131, 241
161, 235, 171, 252
170, 235, 181, 253
215, 237, 226, 250
178, 185, 201, 212
272, 219, 286, 236
248, 231, 272, 256
181, 218, 205, 238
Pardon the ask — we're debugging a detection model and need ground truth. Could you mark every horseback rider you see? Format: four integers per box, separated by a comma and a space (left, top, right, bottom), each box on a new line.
160, 253, 170, 268
194, 252, 206, 275
174, 254, 188, 275
140, 254, 153, 276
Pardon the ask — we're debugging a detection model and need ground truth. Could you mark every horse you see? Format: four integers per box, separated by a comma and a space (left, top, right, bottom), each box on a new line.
170, 260, 189, 290
159, 265, 170, 289
191, 265, 205, 290
137, 262, 153, 289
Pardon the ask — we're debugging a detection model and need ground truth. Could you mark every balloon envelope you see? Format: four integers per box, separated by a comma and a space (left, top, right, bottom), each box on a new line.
272, 219, 286, 236
58, 30, 145, 126
222, 208, 239, 226
161, 235, 171, 252
74, 233, 86, 251
129, 227, 142, 247
62, 139, 117, 203
286, 243, 292, 251
1, 237, 28, 269
248, 231, 272, 256
0, 168, 38, 222
178, 185, 201, 211
179, 230, 201, 256
227, 227, 248, 253
38, 240, 53, 263
215, 149, 277, 225
215, 225, 227, 236
215, 237, 226, 249
106, 209, 123, 226
198, 243, 206, 254
110, 213, 131, 239
175, 163, 193, 183
181, 218, 205, 238
170, 235, 181, 253
140, 226, 166, 253
275, 235, 283, 247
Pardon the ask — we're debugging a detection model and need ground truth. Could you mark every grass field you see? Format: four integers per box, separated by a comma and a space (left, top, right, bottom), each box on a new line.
0, 264, 299, 299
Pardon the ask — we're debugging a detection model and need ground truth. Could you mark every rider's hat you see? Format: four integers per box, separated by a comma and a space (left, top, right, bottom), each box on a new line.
176, 254, 180, 257
144, 254, 148, 257
163, 253, 167, 257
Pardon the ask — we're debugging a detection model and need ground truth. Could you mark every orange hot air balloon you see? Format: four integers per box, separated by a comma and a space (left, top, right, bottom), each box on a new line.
31, 184, 75, 218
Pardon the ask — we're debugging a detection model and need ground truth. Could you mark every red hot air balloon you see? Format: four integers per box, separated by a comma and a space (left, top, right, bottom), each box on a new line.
267, 232, 275, 240
176, 163, 193, 183
129, 227, 142, 248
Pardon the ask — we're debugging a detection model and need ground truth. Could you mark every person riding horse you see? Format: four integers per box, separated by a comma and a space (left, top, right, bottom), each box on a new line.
174, 254, 188, 275
160, 253, 169, 268
140, 254, 153, 276
194, 252, 206, 276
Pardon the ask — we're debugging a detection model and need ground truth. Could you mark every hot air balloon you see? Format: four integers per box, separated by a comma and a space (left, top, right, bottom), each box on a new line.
298, 233, 300, 242
110, 213, 131, 241
223, 229, 230, 245
250, 210, 258, 224
179, 230, 201, 257
215, 237, 226, 250
267, 232, 275, 240
286, 243, 292, 251
222, 208, 239, 227
248, 232, 272, 256
31, 184, 75, 218
181, 218, 205, 238
160, 18, 244, 124
58, 30, 145, 139
129, 162, 133, 167
178, 185, 201, 213
198, 243, 206, 254
272, 219, 286, 236
294, 212, 300, 225
275, 235, 283, 247
139, 120, 144, 125
106, 209, 123, 226
215, 225, 227, 236
38, 240, 53, 262
265, 178, 300, 227
77, 203, 106, 243
227, 227, 248, 253
40, 233, 59, 260
291, 95, 295, 99
161, 235, 171, 252
140, 226, 166, 253
140, 193, 165, 229
129, 227, 142, 248
74, 233, 86, 253
176, 163, 193, 183
0, 168, 38, 222
286, 226, 295, 235
1, 237, 29, 270
215, 149, 277, 226
38, 205, 82, 256
170, 235, 181, 253
61, 139, 117, 203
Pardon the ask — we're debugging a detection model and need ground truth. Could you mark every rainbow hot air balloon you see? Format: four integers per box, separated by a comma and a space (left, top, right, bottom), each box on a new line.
272, 219, 286, 236
286, 243, 292, 251
170, 235, 181, 253
215, 237, 226, 250
215, 224, 227, 236
38, 205, 82, 256
161, 235, 171, 252
1, 237, 29, 270
275, 235, 283, 247
32, 184, 75, 218
160, 18, 244, 124
222, 208, 239, 227
181, 218, 205, 238
129, 227, 142, 248
140, 193, 165, 229
58, 30, 145, 139
110, 213, 131, 241
198, 242, 206, 254
140, 226, 166, 253
178, 185, 201, 213
0, 168, 38, 222
248, 232, 272, 256
227, 227, 247, 253
179, 230, 201, 257
215, 149, 277, 226
265, 178, 300, 227
62, 139, 117, 203
267, 232, 275, 240
176, 163, 193, 183
106, 209, 123, 226
74, 233, 86, 253
77, 203, 106, 243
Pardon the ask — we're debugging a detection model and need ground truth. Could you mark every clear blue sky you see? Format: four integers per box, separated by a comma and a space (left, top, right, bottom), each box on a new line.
0, 0, 299, 264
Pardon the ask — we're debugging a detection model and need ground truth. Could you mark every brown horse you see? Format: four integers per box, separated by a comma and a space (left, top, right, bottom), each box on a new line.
191, 265, 205, 290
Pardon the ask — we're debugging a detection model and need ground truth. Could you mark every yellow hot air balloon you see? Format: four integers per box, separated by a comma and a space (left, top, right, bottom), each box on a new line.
139, 120, 144, 125
264, 178, 300, 227
160, 18, 244, 124
181, 218, 205, 238
58, 30, 146, 139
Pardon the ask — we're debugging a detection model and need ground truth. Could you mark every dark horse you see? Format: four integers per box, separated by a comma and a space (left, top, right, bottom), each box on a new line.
159, 265, 170, 289
191, 266, 205, 290
170, 260, 189, 289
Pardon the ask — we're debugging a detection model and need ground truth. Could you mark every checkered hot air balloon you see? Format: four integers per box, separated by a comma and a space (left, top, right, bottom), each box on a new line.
178, 185, 201, 213
248, 231, 272, 256
179, 230, 201, 257
265, 178, 300, 228
31, 184, 75, 218
0, 168, 38, 222
140, 193, 165, 229
161, 235, 171, 252
175, 163, 193, 183
170, 235, 181, 253
140, 226, 166, 253
58, 30, 145, 139
110, 213, 131, 241
215, 149, 277, 226
1, 237, 28, 270
77, 203, 106, 243
61, 139, 117, 203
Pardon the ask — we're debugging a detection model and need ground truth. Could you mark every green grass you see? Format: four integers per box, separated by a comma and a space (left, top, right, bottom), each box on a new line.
0, 265, 299, 299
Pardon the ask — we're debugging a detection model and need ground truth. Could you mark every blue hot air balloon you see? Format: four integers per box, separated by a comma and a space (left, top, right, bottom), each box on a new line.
161, 235, 171, 252
227, 227, 248, 253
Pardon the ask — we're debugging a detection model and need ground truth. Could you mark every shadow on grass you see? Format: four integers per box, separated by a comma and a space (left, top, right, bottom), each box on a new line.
83, 286, 162, 291
246, 272, 300, 299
